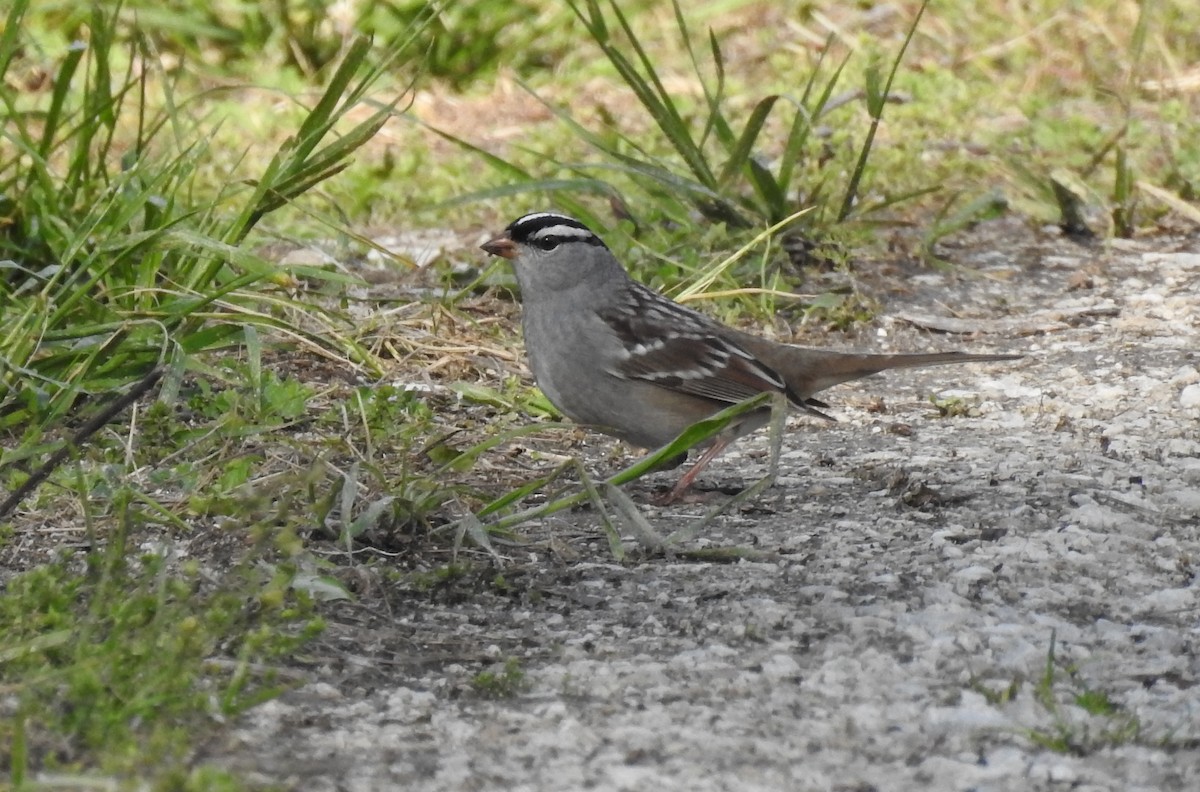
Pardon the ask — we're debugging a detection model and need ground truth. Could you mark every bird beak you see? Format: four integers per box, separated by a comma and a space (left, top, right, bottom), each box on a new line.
481, 234, 517, 259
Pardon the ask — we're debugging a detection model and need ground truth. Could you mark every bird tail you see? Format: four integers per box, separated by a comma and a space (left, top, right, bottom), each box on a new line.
739, 337, 1022, 403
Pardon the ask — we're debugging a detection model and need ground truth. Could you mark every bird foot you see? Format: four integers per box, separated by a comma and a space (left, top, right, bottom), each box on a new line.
649, 485, 714, 506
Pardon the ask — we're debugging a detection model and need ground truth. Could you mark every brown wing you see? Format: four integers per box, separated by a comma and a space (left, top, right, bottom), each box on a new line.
598, 283, 788, 405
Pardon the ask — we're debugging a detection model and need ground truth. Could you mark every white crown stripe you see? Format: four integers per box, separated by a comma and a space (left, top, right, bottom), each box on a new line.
529, 225, 596, 240
514, 211, 577, 225
509, 212, 588, 234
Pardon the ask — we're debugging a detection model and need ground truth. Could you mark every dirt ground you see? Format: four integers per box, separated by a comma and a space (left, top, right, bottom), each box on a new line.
206, 218, 1199, 791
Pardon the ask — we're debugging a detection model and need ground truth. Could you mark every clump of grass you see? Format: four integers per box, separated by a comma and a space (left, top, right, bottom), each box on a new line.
0, 0, 410, 514
1, 502, 323, 780
14, 0, 452, 81
472, 657, 526, 699
1023, 634, 1144, 754
445, 0, 932, 266
402, 1, 581, 88
0, 1, 453, 784
972, 633, 1148, 756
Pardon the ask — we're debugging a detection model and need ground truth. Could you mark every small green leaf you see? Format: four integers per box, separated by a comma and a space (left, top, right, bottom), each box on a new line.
291, 573, 353, 602
449, 382, 511, 409
426, 441, 474, 471
718, 95, 780, 188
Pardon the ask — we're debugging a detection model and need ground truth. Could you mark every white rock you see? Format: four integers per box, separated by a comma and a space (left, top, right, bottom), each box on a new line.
1136, 587, 1196, 614
760, 653, 802, 681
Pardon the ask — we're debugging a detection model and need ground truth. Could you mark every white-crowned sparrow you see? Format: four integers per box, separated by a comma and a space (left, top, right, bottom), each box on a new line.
482, 211, 1020, 502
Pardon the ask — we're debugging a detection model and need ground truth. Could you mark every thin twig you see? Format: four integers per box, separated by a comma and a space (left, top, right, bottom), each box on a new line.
0, 366, 164, 520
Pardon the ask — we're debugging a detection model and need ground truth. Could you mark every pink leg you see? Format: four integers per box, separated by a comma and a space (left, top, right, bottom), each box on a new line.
656, 437, 732, 505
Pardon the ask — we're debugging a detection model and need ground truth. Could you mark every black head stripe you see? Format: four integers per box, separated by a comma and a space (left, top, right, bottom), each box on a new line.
506, 212, 607, 249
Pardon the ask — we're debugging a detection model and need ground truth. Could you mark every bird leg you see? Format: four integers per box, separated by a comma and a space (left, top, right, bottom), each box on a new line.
656, 435, 734, 505
660, 392, 790, 541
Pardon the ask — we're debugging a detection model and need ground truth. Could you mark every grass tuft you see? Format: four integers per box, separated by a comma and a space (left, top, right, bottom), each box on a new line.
0, 0, 413, 514
0, 506, 322, 777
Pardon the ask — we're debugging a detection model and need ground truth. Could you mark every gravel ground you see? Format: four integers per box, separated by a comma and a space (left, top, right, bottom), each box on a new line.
212, 221, 1200, 791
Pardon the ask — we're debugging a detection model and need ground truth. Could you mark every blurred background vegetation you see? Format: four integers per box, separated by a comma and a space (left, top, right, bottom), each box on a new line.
2, 0, 1198, 786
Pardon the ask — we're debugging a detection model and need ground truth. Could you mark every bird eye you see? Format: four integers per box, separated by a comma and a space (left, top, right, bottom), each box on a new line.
533, 236, 560, 251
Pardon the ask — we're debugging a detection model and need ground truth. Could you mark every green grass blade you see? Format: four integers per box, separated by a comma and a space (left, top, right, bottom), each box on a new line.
292, 37, 373, 162
417, 117, 607, 221
568, 0, 716, 190
776, 38, 844, 194
412, 116, 536, 181
838, 0, 928, 222
604, 0, 715, 186
676, 1, 729, 151
718, 94, 780, 188
470, 392, 773, 535
39, 44, 85, 159
0, 0, 30, 77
